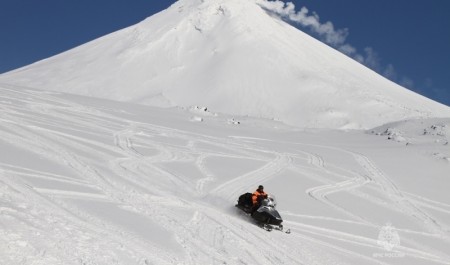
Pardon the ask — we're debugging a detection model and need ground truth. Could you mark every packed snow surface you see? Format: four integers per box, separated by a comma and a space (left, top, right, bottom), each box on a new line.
1, 84, 450, 264
1, 0, 449, 129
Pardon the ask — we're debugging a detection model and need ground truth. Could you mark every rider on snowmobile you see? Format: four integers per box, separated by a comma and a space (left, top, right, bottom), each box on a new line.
251, 185, 267, 213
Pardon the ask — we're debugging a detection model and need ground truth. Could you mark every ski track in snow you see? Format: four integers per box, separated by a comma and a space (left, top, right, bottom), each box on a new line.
1, 85, 450, 264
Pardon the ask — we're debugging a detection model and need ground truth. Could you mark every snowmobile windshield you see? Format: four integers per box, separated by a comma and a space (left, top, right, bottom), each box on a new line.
261, 195, 277, 207
268, 195, 277, 206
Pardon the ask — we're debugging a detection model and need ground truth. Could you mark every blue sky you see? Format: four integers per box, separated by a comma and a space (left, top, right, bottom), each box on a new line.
0, 0, 449, 106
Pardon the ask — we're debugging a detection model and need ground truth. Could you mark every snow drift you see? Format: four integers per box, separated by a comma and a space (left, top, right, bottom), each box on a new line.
1, 0, 449, 129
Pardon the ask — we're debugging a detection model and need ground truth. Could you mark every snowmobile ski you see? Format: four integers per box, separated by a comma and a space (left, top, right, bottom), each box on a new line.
261, 223, 273, 231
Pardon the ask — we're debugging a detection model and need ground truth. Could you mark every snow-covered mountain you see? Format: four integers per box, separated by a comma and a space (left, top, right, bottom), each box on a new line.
1, 0, 449, 129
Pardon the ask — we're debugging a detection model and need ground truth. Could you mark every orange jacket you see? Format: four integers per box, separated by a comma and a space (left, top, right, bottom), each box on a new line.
252, 190, 267, 205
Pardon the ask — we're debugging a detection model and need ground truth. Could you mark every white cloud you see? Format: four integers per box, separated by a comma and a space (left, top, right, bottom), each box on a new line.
361, 47, 380, 71
258, 0, 420, 92
400, 77, 415, 91
383, 64, 397, 80
258, 0, 366, 64
338, 44, 356, 56
258, 1, 348, 47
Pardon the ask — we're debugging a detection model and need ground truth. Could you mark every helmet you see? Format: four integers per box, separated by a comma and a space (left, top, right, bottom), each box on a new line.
258, 185, 264, 190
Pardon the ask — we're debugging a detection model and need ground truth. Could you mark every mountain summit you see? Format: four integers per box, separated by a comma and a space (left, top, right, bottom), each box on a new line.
1, 0, 449, 129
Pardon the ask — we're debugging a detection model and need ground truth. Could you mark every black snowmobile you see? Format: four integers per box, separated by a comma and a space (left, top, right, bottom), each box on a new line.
236, 192, 287, 232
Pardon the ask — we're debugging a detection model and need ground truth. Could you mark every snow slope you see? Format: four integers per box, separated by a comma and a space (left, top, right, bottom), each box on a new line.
1, 0, 449, 129
1, 84, 450, 264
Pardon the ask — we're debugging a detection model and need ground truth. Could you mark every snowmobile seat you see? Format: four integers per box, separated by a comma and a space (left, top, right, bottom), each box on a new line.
236, 192, 253, 213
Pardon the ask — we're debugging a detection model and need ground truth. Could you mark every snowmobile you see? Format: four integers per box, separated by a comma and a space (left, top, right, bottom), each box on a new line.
235, 192, 288, 232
